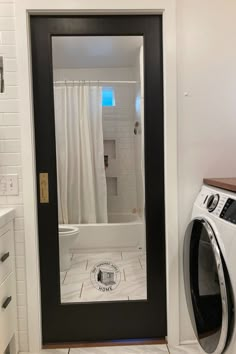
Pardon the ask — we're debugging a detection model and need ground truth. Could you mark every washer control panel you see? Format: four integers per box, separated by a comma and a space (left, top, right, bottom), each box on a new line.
196, 186, 236, 225
206, 194, 220, 212
220, 198, 236, 224
197, 188, 227, 216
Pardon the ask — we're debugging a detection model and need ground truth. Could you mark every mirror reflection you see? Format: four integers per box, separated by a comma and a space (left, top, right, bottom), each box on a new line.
52, 36, 146, 303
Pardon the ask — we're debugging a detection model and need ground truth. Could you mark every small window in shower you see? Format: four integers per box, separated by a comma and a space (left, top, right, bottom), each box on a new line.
102, 87, 115, 107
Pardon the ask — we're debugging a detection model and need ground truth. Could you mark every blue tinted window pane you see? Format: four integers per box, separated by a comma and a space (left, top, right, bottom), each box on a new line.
102, 87, 115, 106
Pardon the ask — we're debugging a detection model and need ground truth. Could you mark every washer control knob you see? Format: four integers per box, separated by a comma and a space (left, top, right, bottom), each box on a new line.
207, 194, 220, 212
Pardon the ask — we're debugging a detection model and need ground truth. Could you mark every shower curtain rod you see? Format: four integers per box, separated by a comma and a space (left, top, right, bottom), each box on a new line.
54, 80, 138, 84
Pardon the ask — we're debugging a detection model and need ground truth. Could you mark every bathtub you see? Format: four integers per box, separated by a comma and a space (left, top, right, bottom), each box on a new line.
67, 213, 145, 251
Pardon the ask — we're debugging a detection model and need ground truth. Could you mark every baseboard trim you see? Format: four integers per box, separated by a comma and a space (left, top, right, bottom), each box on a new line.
43, 338, 167, 349
179, 340, 198, 345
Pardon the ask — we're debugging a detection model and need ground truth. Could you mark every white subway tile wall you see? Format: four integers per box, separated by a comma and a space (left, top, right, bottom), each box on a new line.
0, 0, 29, 351
103, 84, 138, 214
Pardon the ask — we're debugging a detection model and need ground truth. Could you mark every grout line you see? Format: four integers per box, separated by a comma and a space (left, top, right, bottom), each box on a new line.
62, 271, 67, 285
80, 283, 84, 298
68, 348, 71, 354
166, 344, 171, 354
85, 259, 88, 271
138, 256, 143, 269
123, 269, 126, 281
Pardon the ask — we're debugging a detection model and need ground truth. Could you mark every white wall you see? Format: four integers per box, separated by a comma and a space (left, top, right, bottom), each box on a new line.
0, 0, 28, 351
177, 0, 236, 342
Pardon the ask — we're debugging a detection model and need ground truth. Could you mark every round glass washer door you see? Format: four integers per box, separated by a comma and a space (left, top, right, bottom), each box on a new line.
183, 218, 233, 354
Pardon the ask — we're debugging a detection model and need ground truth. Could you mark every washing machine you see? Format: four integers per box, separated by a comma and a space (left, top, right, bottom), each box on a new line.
184, 184, 236, 354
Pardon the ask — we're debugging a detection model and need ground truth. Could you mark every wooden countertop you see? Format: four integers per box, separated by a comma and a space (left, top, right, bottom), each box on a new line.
203, 178, 236, 192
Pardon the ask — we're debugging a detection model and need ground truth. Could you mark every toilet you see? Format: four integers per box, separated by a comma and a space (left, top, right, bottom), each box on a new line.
59, 225, 79, 271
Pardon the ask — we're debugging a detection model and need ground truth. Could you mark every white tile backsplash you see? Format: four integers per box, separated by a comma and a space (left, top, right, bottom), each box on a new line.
17, 306, 26, 319
14, 230, 24, 242
15, 242, 25, 256
0, 4, 15, 17
0, 140, 21, 152
14, 217, 24, 230
4, 58, 17, 72
0, 99, 19, 112
15, 255, 25, 268
0, 152, 21, 165
0, 126, 20, 139
1, 31, 16, 45
0, 1, 28, 350
16, 268, 25, 281
0, 86, 19, 100
4, 71, 18, 85
16, 280, 25, 294
0, 19, 15, 31
0, 44, 16, 58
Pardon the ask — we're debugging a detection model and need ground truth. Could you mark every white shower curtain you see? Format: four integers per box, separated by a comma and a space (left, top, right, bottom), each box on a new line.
54, 83, 108, 224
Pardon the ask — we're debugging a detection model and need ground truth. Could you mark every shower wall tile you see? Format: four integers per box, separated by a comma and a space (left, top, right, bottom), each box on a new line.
103, 84, 138, 214
0, 0, 28, 350
134, 62, 144, 217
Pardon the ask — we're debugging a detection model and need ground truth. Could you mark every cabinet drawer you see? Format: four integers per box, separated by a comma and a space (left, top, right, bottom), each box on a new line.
0, 231, 13, 285
0, 274, 16, 354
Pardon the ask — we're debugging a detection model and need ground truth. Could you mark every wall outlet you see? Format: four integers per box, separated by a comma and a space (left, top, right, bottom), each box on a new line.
0, 174, 18, 196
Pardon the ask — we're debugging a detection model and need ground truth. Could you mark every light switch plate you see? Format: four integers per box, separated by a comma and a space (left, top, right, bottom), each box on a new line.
0, 174, 18, 195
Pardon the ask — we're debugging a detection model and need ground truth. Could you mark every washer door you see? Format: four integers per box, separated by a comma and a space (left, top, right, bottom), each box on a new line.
184, 218, 233, 354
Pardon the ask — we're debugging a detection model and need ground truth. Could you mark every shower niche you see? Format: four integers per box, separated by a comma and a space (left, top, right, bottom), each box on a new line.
51, 35, 146, 303
104, 140, 116, 159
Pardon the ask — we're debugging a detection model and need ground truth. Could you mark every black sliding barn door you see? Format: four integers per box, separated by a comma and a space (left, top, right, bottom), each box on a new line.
30, 15, 166, 345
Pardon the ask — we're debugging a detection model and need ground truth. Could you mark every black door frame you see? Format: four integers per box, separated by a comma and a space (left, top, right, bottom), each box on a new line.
30, 15, 166, 345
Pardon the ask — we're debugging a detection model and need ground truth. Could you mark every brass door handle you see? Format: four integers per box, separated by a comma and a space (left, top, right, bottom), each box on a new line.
39, 173, 49, 203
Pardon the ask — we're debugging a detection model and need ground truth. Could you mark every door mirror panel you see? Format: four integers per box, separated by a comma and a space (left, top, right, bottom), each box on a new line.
51, 36, 147, 303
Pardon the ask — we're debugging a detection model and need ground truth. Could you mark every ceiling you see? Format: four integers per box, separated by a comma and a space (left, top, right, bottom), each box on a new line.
52, 36, 143, 69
